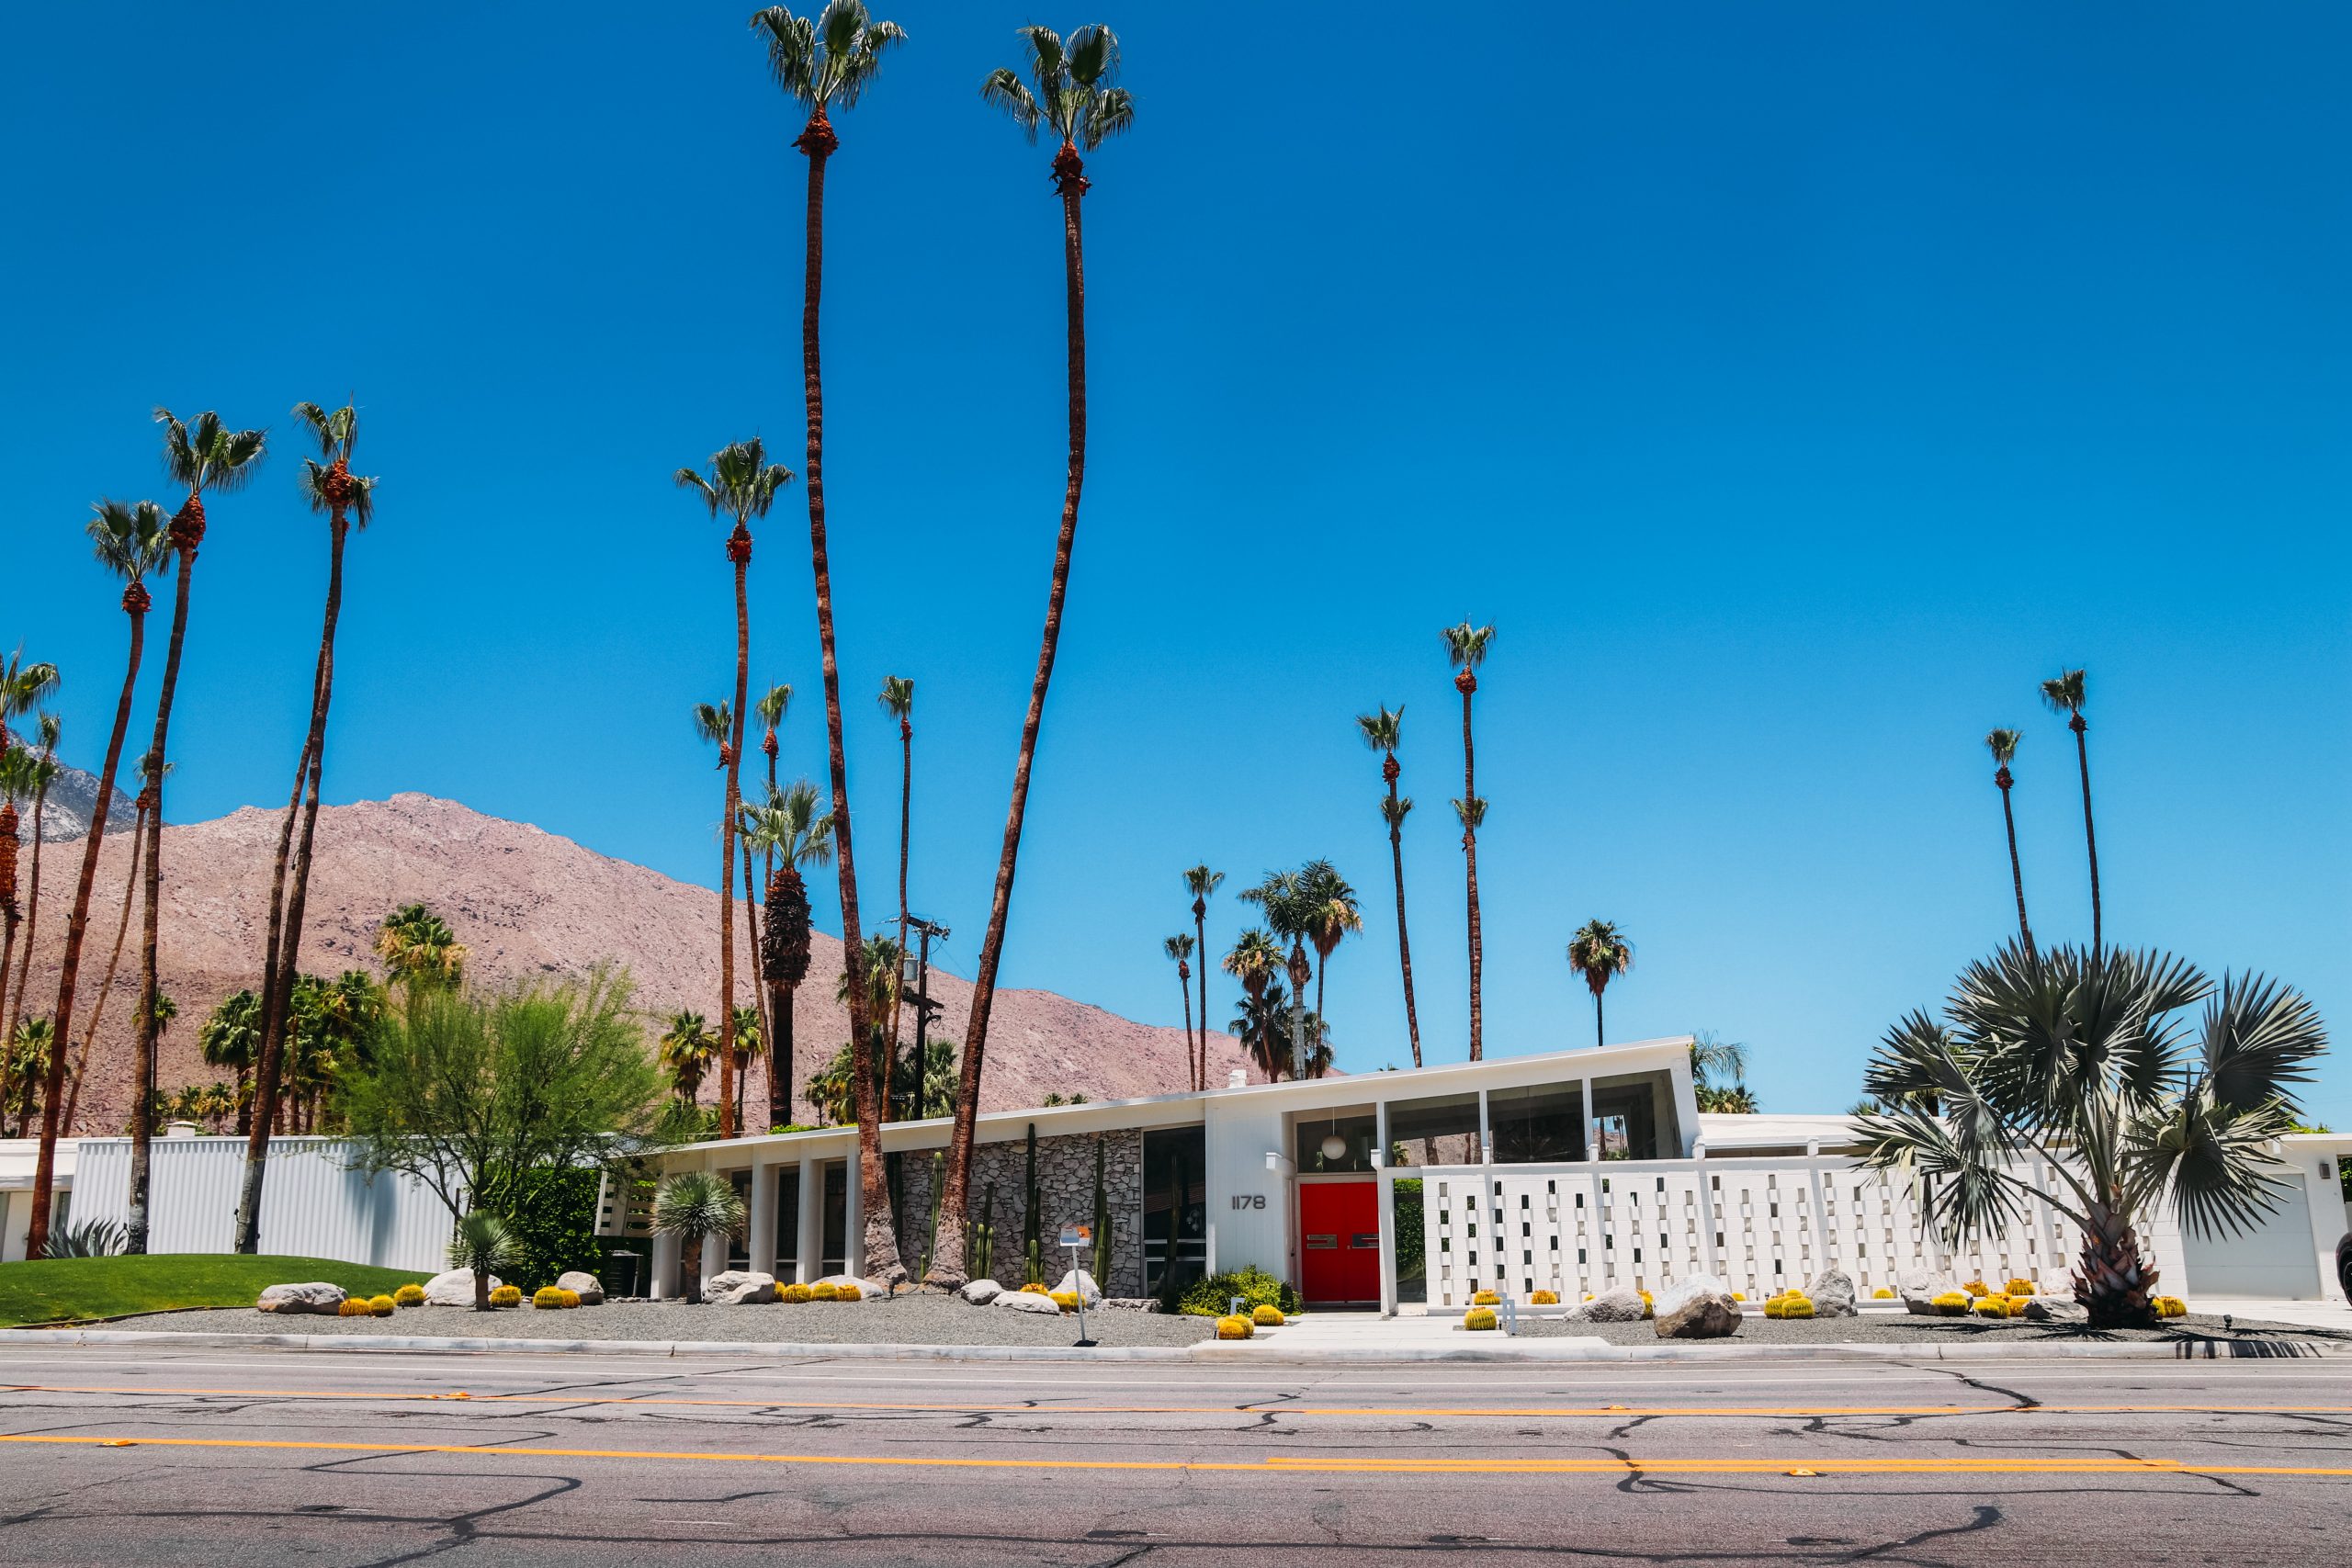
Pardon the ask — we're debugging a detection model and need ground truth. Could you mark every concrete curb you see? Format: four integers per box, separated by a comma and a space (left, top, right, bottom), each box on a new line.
6, 1326, 2343, 1366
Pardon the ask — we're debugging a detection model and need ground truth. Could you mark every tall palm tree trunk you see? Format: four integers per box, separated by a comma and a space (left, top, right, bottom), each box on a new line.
1193, 900, 1210, 1091
62, 796, 146, 1134
2, 771, 50, 1050
1996, 770, 2036, 959
1593, 989, 1603, 1049
2069, 716, 2101, 952
238, 505, 351, 1251
928, 144, 1093, 1288
1383, 765, 1423, 1068
27, 589, 147, 1257
888, 714, 910, 1119
797, 107, 901, 1283
718, 531, 751, 1141
741, 834, 773, 1133
1177, 964, 1194, 1091
1458, 672, 1483, 1061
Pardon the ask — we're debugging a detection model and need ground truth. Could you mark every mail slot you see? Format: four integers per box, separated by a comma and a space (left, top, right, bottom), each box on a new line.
1306, 1233, 1338, 1250
1351, 1233, 1379, 1249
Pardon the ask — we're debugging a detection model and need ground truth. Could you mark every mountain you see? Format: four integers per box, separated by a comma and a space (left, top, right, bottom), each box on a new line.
23, 762, 135, 843
6, 793, 1252, 1134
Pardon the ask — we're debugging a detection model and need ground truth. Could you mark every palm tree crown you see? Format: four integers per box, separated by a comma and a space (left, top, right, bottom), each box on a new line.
741, 780, 836, 871
375, 904, 467, 987
1356, 704, 1402, 757
1163, 932, 1194, 968
1566, 919, 1633, 1047
693, 701, 733, 765
292, 400, 377, 527
675, 438, 794, 541
980, 25, 1135, 151
2039, 668, 2086, 722
1442, 621, 1496, 673
0, 651, 60, 761
1984, 728, 2021, 771
155, 408, 267, 523
753, 2, 906, 115
85, 502, 171, 598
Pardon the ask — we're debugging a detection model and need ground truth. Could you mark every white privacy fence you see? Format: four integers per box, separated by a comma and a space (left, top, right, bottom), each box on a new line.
73, 1136, 459, 1273
1408, 1154, 2194, 1310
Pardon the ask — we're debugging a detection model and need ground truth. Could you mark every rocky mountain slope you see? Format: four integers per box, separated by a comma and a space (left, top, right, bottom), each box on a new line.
7, 793, 1250, 1134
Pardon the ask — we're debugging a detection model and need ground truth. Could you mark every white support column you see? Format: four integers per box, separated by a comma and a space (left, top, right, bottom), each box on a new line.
843, 1154, 864, 1280
2298, 1151, 2343, 1302
797, 1157, 821, 1284
748, 1153, 775, 1277
698, 1230, 727, 1293
650, 1233, 680, 1301
1375, 1100, 1396, 1317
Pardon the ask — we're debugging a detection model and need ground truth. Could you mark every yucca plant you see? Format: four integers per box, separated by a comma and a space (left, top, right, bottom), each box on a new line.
449, 1211, 521, 1312
1856, 942, 2325, 1329
652, 1169, 747, 1303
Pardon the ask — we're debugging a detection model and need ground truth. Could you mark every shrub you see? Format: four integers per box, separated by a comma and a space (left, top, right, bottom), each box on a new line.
1962, 1280, 1989, 1297
1530, 1290, 1558, 1305
1177, 1265, 1300, 1319
1464, 1307, 1498, 1331
1050, 1291, 1082, 1313
2004, 1279, 2036, 1298
811, 1282, 840, 1302
1250, 1303, 1284, 1326
834, 1282, 862, 1302
1931, 1291, 1969, 1316
1215, 1314, 1253, 1340
393, 1284, 425, 1307
780, 1283, 813, 1303
1972, 1295, 2012, 1318
490, 1284, 523, 1308
1471, 1290, 1500, 1306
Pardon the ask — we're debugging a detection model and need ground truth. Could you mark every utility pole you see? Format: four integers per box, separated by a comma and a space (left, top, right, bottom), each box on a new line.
899, 916, 950, 1118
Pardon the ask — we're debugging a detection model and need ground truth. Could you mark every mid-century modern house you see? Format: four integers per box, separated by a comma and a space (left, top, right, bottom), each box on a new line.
641, 1036, 2352, 1311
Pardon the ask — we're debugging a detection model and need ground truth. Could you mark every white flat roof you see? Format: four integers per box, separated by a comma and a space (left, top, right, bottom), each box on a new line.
0, 1138, 76, 1190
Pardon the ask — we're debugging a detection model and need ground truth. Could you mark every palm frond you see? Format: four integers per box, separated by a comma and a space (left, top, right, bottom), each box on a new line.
1066, 23, 1118, 87
1081, 85, 1136, 149
2039, 667, 2086, 716
2196, 972, 2325, 1116
980, 67, 1041, 139
2122, 1087, 2299, 1240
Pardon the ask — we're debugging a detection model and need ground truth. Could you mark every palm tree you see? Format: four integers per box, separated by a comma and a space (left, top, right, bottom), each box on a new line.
1182, 864, 1222, 1090
1240, 869, 1317, 1078
132, 408, 266, 1255
1, 715, 59, 1053
1228, 982, 1293, 1084
1355, 704, 1423, 1067
0, 746, 42, 1116
922, 22, 1135, 1292
744, 780, 833, 1132
678, 440, 794, 1142
6, 1019, 55, 1137
654, 1169, 748, 1303
0, 649, 61, 770
1442, 622, 1495, 1059
1566, 919, 1633, 1048
1984, 728, 2036, 959
28, 499, 170, 1258
62, 754, 167, 1137
1220, 927, 1283, 1082
374, 903, 467, 987
835, 930, 902, 1122
747, 681, 793, 1119
1163, 933, 1195, 1086
877, 673, 914, 1099
1690, 1031, 1755, 1113
731, 1002, 763, 1120
238, 400, 377, 1253
1298, 859, 1362, 1049
199, 988, 262, 1134
2039, 668, 2101, 951
752, 0, 909, 1285
659, 1010, 718, 1106
1856, 942, 2324, 1327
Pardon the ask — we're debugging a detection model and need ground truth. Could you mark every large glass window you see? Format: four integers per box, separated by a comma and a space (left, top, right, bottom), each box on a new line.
1387, 1090, 1480, 1168
1143, 1128, 1207, 1296
775, 1168, 801, 1280
1489, 1082, 1586, 1163
1589, 1071, 1674, 1161
820, 1161, 848, 1276
1295, 1111, 1378, 1173
728, 1171, 753, 1268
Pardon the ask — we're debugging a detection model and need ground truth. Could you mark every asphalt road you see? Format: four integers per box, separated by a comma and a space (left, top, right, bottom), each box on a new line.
1, 1342, 2347, 1565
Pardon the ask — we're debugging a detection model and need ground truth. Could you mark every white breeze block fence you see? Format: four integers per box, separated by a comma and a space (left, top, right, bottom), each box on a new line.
72, 1136, 458, 1273
1414, 1153, 2191, 1309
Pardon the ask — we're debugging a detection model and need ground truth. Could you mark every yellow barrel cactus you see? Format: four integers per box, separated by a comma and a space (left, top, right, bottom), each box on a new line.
1972, 1295, 2012, 1318
334, 1297, 370, 1317
1251, 1303, 1284, 1326
1464, 1307, 1498, 1331
1021, 1282, 1049, 1294
834, 1283, 863, 1302
1050, 1291, 1082, 1313
1640, 1291, 1655, 1319
2004, 1279, 2036, 1298
1216, 1314, 1254, 1340
780, 1282, 813, 1303
490, 1284, 523, 1308
393, 1284, 425, 1308
1764, 1292, 1813, 1319
368, 1295, 397, 1316
1871, 1287, 1895, 1299
1962, 1280, 1989, 1297
2153, 1295, 2188, 1319
1471, 1290, 1500, 1306
810, 1281, 840, 1301
1931, 1291, 1970, 1316
1530, 1290, 1558, 1305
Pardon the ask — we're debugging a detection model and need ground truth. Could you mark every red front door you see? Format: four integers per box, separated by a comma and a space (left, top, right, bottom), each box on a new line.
1298, 1179, 1381, 1304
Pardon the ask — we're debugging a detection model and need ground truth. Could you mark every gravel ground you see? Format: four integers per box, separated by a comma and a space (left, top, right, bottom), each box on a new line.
96, 1292, 1217, 1348
1512, 1310, 2345, 1346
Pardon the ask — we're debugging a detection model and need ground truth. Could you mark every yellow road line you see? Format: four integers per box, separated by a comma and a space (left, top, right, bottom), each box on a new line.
4, 1432, 2350, 1479
7, 1384, 2351, 1419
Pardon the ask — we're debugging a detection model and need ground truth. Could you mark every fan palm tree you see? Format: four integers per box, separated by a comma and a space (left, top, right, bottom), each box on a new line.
130, 408, 265, 1254
1228, 982, 1292, 1085
745, 681, 793, 1109
659, 1010, 718, 1106
877, 674, 913, 1090
1566, 919, 1633, 1048
238, 400, 378, 1252
1442, 622, 1494, 1059
1, 715, 59, 1053
1298, 859, 1362, 1051
923, 22, 1135, 1291
744, 780, 833, 1132
0, 649, 60, 771
1182, 864, 1221, 1090
374, 903, 467, 987
1855, 942, 2325, 1328
1690, 1031, 1755, 1113
1240, 869, 1317, 1078
6, 1018, 55, 1137
1984, 728, 2036, 959
199, 988, 262, 1134
1221, 929, 1283, 1032
62, 754, 167, 1136
1163, 933, 1195, 1086
730, 1002, 763, 1120
0, 745, 42, 1112
2039, 668, 2101, 951
28, 499, 170, 1258
752, 0, 908, 1283
834, 930, 902, 1121
678, 441, 794, 1142
1356, 704, 1423, 1067
655, 1169, 748, 1303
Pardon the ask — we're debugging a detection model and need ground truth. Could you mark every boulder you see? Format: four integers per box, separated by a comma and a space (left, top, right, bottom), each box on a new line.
555, 1271, 605, 1305
810, 1273, 878, 1298
1567, 1286, 1649, 1324
2021, 1298, 2087, 1325
702, 1269, 776, 1305
957, 1278, 1004, 1306
1052, 1269, 1102, 1304
995, 1288, 1063, 1315
1803, 1268, 1859, 1318
1898, 1269, 1958, 1317
424, 1269, 500, 1307
1651, 1274, 1741, 1338
256, 1281, 347, 1315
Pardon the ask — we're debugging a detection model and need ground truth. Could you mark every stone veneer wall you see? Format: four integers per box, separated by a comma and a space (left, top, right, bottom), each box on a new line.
890, 1126, 1145, 1298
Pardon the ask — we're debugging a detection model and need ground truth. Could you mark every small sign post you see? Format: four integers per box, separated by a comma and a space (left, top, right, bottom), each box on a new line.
1057, 1223, 1094, 1347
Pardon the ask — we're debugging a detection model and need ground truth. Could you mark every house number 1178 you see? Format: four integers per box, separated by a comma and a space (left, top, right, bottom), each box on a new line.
1230, 1195, 1266, 1210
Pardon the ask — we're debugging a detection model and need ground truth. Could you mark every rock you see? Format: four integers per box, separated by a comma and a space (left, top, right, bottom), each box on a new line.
424, 1269, 501, 1307
957, 1278, 1004, 1306
995, 1288, 1063, 1315
810, 1273, 879, 1298
1804, 1268, 1859, 1318
1567, 1286, 1649, 1324
255, 1281, 346, 1315
1052, 1269, 1102, 1304
1651, 1274, 1741, 1338
555, 1271, 604, 1305
1898, 1269, 1958, 1317
2022, 1298, 2087, 1325
1102, 1298, 1154, 1311
702, 1269, 776, 1305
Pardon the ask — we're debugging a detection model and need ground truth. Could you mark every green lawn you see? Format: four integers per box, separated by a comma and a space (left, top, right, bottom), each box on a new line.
0, 1254, 425, 1327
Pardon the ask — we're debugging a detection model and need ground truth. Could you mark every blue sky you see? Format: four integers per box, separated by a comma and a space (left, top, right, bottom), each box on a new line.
6, 4, 2347, 1124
